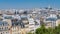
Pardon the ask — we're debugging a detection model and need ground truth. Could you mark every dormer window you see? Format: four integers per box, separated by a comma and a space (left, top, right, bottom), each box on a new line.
2, 27, 3, 30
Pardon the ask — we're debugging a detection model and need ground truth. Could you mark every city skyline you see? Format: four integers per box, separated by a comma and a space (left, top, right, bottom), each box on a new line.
0, 0, 60, 9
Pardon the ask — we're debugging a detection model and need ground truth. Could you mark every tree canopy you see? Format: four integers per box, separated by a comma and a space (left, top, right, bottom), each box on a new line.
28, 24, 60, 34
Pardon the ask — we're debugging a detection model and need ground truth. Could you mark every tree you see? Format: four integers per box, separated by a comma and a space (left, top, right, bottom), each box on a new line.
27, 32, 33, 34
35, 24, 57, 34
54, 24, 60, 34
35, 24, 48, 34
34, 24, 60, 34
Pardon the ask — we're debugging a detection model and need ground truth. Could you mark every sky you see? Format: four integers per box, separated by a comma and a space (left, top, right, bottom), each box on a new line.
0, 0, 60, 9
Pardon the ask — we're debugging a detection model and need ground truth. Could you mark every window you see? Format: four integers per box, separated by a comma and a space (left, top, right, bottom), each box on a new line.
5, 27, 8, 29
0, 28, 1, 30
2, 27, 3, 30
18, 33, 20, 34
1, 33, 2, 34
6, 32, 9, 34
3, 32, 4, 34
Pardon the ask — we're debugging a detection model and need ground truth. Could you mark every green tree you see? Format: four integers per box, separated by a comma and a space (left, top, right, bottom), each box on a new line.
35, 24, 55, 34
27, 32, 33, 34
54, 24, 60, 34
35, 24, 48, 34
35, 24, 60, 34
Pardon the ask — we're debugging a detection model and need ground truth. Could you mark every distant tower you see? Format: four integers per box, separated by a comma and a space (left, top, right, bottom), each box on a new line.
14, 10, 19, 15
48, 5, 51, 9
45, 5, 52, 10
48, 5, 52, 10
14, 10, 17, 15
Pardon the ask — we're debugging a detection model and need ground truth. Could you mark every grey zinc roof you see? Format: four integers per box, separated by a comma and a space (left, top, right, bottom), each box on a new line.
12, 20, 25, 28
0, 21, 8, 26
46, 18, 57, 21
4, 16, 13, 19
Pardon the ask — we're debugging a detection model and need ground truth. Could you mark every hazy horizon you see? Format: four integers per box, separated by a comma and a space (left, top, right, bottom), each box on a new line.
0, 0, 60, 9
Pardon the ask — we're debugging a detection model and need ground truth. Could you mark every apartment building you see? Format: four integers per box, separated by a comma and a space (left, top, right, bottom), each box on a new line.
44, 14, 57, 28
0, 21, 11, 34
56, 19, 60, 26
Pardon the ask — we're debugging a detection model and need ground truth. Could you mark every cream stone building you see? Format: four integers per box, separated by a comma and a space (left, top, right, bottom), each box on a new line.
56, 19, 60, 26
0, 21, 11, 34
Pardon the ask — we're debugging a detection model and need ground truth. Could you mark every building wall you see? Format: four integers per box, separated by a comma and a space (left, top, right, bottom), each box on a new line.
56, 19, 60, 26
